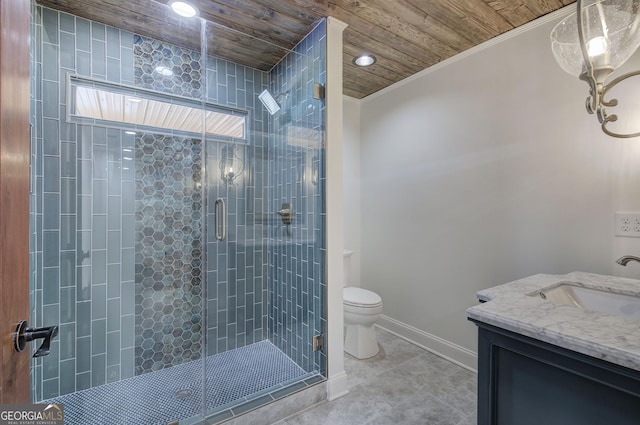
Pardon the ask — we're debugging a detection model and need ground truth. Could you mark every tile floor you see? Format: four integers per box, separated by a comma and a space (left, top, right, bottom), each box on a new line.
42, 341, 313, 425
278, 328, 477, 425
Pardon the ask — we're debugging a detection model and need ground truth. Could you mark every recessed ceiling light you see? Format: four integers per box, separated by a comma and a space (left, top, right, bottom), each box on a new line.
353, 54, 377, 67
127, 97, 142, 103
154, 66, 174, 76
168, 0, 198, 18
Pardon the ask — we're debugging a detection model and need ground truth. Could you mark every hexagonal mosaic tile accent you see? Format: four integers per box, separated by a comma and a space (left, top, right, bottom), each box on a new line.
134, 35, 202, 99
134, 133, 203, 374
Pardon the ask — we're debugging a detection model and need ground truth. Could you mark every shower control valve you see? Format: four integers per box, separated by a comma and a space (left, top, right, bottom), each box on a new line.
277, 203, 293, 225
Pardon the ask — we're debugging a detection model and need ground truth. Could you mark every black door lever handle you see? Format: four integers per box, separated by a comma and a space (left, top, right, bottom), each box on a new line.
14, 320, 59, 357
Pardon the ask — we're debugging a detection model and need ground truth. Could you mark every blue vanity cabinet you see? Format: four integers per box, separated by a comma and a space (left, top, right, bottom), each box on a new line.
471, 320, 640, 425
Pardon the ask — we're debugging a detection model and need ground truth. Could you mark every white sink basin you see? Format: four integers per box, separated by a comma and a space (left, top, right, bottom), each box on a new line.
529, 282, 640, 320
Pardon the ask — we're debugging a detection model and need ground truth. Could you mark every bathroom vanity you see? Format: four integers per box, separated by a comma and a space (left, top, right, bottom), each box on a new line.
467, 272, 640, 425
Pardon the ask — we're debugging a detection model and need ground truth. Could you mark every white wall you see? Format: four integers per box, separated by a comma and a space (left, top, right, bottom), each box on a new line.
343, 97, 361, 287
351, 8, 640, 357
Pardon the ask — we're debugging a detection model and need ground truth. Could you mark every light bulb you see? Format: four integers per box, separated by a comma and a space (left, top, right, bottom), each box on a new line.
169, 1, 198, 18
353, 54, 377, 67
587, 36, 608, 57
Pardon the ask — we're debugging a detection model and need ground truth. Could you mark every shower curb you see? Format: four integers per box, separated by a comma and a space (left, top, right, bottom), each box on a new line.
202, 380, 327, 425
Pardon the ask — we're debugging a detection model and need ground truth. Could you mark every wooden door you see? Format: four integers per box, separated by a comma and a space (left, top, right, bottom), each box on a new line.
0, 0, 32, 403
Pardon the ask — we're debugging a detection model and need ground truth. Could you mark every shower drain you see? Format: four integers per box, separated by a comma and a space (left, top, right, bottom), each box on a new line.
174, 389, 193, 400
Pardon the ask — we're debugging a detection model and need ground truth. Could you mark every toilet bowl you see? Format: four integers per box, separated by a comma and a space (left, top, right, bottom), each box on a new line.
343, 250, 383, 359
344, 287, 383, 359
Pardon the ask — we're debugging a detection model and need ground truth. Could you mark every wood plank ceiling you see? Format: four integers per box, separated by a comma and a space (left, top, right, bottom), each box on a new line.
37, 0, 574, 99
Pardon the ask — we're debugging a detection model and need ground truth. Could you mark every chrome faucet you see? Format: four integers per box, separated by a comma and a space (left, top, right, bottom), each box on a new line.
616, 255, 640, 266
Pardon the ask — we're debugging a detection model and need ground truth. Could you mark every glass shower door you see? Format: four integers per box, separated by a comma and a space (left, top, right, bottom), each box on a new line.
197, 19, 328, 421
29, 3, 209, 423
29, 1, 327, 422
266, 20, 328, 380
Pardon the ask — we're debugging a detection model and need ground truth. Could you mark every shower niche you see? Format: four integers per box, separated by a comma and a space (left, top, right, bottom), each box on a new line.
29, 2, 327, 424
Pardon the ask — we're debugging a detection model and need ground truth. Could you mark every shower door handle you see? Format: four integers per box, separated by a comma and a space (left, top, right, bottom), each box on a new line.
215, 198, 226, 241
14, 320, 59, 357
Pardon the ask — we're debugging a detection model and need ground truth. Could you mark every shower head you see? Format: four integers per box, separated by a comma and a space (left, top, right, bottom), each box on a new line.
258, 89, 280, 115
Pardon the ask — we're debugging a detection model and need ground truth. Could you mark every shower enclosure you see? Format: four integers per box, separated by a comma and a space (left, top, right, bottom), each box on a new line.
28, 1, 327, 423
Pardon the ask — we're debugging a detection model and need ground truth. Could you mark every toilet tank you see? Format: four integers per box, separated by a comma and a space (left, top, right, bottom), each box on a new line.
343, 249, 354, 287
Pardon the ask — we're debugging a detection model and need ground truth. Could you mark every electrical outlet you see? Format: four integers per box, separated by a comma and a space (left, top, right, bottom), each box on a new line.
615, 212, 640, 237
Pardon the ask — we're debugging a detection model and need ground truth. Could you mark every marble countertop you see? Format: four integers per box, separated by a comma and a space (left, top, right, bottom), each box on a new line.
466, 272, 640, 371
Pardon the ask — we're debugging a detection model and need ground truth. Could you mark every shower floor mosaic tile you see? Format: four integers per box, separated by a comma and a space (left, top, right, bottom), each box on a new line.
42, 341, 313, 425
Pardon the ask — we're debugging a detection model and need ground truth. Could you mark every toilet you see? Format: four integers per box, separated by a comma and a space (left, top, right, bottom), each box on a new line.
343, 250, 383, 359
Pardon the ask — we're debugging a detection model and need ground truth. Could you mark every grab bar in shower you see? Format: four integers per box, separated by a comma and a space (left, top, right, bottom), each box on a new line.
215, 198, 226, 241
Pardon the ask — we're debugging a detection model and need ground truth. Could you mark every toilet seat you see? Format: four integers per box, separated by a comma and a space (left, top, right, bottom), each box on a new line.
344, 287, 382, 308
344, 302, 383, 316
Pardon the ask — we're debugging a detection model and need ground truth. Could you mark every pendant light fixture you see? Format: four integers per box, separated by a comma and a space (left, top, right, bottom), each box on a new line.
550, 0, 640, 138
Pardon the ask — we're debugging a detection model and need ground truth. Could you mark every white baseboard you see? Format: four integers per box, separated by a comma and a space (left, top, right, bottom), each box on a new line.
326, 371, 349, 401
377, 315, 478, 373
